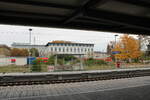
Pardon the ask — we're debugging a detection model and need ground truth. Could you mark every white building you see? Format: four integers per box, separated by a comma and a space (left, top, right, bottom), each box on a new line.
11, 42, 46, 56
93, 51, 109, 59
45, 42, 94, 57
11, 41, 94, 57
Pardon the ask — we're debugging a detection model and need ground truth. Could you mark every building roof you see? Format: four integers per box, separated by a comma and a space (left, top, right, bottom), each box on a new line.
11, 42, 94, 47
48, 40, 94, 44
0, 0, 150, 34
46, 41, 94, 46
49, 40, 73, 44
11, 43, 45, 47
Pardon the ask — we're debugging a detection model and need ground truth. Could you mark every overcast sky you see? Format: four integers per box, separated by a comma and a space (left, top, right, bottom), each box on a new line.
0, 24, 129, 52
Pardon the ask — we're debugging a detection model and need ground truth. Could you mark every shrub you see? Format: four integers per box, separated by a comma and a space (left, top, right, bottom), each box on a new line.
85, 58, 108, 66
47, 55, 78, 65
31, 59, 42, 72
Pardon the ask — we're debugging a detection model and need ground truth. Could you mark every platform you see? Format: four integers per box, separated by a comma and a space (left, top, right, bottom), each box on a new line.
0, 76, 150, 100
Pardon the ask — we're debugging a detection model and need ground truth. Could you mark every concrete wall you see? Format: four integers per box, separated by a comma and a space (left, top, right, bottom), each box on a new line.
0, 57, 27, 66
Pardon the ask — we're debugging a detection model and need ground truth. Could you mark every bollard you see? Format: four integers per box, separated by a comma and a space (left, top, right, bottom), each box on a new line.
116, 61, 121, 68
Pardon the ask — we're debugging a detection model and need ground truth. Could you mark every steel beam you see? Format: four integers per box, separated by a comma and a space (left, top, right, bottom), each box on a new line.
0, 0, 75, 9
84, 9, 150, 31
0, 10, 65, 19
0, 14, 149, 34
62, 0, 108, 24
117, 0, 150, 8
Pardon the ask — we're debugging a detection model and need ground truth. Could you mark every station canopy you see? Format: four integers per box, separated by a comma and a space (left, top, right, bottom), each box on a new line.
0, 0, 150, 34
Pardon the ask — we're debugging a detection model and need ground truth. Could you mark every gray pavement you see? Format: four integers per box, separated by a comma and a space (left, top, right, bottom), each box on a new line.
0, 76, 150, 100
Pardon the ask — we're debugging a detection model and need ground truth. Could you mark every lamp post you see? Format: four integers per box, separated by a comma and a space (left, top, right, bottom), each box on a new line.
114, 34, 118, 45
147, 42, 150, 56
28, 28, 32, 71
114, 34, 118, 63
29, 28, 32, 45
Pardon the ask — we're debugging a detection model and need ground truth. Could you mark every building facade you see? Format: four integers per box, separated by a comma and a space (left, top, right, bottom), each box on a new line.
93, 51, 109, 59
107, 41, 115, 55
11, 42, 94, 57
45, 42, 94, 57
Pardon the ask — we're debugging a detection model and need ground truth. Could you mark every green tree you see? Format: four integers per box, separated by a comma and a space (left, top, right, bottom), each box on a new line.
47, 55, 78, 65
30, 48, 39, 57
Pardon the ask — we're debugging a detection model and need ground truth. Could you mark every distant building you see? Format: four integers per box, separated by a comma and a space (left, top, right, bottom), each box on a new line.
138, 35, 150, 52
45, 41, 94, 57
93, 51, 109, 59
146, 43, 150, 56
11, 41, 94, 57
11, 42, 46, 56
107, 41, 115, 55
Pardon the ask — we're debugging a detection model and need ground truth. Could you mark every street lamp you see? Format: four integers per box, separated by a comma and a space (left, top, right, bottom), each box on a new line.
28, 28, 32, 71
114, 34, 118, 45
29, 28, 32, 45
114, 34, 118, 63
147, 42, 150, 56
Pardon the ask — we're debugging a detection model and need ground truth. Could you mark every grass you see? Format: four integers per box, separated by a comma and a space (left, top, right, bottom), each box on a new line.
85, 65, 116, 70
0, 63, 150, 73
85, 63, 150, 71
0, 65, 30, 73
0, 64, 48, 73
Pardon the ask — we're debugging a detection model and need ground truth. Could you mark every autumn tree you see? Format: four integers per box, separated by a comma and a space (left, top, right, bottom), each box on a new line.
20, 49, 29, 56
112, 35, 141, 62
11, 48, 29, 57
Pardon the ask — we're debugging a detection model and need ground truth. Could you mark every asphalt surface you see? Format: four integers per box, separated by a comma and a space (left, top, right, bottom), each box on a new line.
1, 76, 150, 100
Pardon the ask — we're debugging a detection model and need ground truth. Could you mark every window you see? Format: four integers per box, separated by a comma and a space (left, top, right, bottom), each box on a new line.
66, 48, 69, 52
63, 48, 65, 52
74, 48, 76, 52
78, 48, 80, 52
51, 48, 53, 52
59, 48, 61, 52
55, 47, 57, 51
70, 48, 72, 52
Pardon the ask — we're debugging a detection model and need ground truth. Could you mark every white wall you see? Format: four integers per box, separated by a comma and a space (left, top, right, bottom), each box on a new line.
0, 57, 27, 66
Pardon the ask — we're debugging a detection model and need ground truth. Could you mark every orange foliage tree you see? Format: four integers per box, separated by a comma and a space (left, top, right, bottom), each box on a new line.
11, 48, 29, 57
112, 35, 141, 61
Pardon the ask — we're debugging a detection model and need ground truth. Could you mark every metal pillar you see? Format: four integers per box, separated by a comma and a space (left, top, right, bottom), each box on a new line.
54, 55, 57, 67
80, 55, 83, 70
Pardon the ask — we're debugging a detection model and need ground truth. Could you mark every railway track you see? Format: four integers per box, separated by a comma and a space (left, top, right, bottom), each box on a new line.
0, 68, 150, 86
